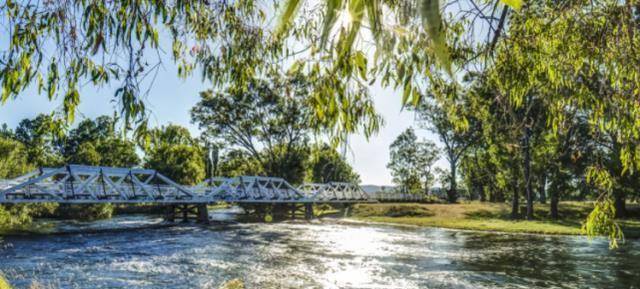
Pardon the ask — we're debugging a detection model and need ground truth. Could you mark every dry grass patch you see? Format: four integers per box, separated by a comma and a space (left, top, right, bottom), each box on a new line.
352, 202, 640, 237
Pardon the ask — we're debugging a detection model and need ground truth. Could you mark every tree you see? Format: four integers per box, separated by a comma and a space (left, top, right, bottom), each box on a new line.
0, 136, 57, 229
144, 125, 205, 185
145, 124, 196, 151
64, 116, 140, 168
434, 167, 452, 195
415, 99, 477, 203
146, 144, 206, 185
192, 72, 312, 183
416, 139, 440, 194
387, 128, 437, 194
95, 138, 140, 168
68, 142, 101, 166
460, 146, 497, 202
0, 124, 14, 139
14, 114, 64, 167
308, 144, 360, 184
64, 116, 116, 156
217, 149, 263, 178
0, 137, 32, 179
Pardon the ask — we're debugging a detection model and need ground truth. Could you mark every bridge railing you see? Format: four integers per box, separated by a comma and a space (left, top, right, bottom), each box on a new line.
297, 182, 370, 202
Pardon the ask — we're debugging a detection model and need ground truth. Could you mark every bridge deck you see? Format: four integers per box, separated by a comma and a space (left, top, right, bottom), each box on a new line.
0, 165, 386, 205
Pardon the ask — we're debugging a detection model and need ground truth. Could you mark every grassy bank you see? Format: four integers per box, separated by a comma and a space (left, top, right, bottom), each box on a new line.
351, 202, 640, 237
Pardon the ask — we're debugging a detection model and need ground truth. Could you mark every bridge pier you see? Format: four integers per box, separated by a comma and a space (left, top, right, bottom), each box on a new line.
197, 204, 209, 224
339, 204, 352, 217
304, 203, 314, 220
164, 204, 209, 224
164, 205, 176, 222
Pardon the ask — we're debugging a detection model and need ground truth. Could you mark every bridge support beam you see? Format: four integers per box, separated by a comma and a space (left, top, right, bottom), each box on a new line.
164, 204, 209, 224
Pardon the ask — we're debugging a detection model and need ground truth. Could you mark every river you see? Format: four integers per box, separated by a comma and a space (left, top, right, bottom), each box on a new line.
0, 210, 639, 289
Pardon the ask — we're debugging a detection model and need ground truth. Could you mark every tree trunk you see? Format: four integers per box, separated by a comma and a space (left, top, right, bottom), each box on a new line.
539, 173, 547, 204
479, 184, 486, 202
448, 157, 458, 203
614, 189, 627, 219
550, 180, 559, 220
523, 126, 534, 220
511, 177, 519, 219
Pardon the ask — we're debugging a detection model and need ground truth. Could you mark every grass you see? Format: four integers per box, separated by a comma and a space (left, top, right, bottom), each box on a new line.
351, 201, 640, 238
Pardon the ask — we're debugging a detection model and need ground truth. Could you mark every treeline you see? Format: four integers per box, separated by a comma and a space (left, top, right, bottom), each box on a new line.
0, 111, 359, 229
388, 73, 639, 222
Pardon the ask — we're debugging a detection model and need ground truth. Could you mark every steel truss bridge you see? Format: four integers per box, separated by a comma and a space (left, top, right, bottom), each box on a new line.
0, 165, 375, 204
0, 165, 426, 222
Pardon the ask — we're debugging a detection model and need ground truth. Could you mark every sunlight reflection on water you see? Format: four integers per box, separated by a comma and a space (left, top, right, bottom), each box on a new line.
0, 214, 639, 289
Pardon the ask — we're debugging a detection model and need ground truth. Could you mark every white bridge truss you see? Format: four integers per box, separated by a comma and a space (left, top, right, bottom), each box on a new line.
297, 183, 370, 201
0, 165, 377, 204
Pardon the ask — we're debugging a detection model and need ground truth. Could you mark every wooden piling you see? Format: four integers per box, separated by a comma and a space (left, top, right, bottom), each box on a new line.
197, 204, 209, 224
304, 203, 314, 220
165, 205, 176, 222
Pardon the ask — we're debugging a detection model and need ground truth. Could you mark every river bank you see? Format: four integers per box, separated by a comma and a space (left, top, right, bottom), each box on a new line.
350, 202, 640, 238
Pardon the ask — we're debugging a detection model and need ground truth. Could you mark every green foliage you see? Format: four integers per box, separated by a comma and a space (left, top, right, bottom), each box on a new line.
308, 144, 360, 183
54, 204, 113, 221
388, 128, 439, 194
277, 0, 521, 74
0, 203, 58, 231
217, 150, 263, 177
0, 137, 32, 179
1, 0, 382, 145
415, 98, 477, 202
193, 72, 313, 183
0, 124, 13, 139
95, 138, 140, 168
0, 136, 44, 230
1, 115, 140, 223
68, 142, 101, 166
64, 116, 140, 168
481, 0, 640, 239
145, 124, 195, 151
582, 198, 624, 249
0, 0, 266, 135
146, 144, 206, 186
13, 114, 64, 167
262, 144, 309, 185
64, 116, 116, 156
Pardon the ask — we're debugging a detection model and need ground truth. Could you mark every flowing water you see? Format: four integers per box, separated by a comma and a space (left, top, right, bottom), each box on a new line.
0, 209, 639, 289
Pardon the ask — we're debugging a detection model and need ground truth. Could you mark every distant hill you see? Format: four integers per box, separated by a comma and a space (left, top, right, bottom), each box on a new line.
360, 184, 446, 197
360, 185, 397, 194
